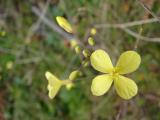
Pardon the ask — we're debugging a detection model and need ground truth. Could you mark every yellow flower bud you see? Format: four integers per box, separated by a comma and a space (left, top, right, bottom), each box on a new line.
88, 37, 95, 46
90, 28, 97, 35
82, 49, 90, 58
75, 46, 81, 54
70, 40, 78, 48
56, 16, 73, 33
69, 70, 82, 81
82, 60, 89, 67
66, 83, 74, 90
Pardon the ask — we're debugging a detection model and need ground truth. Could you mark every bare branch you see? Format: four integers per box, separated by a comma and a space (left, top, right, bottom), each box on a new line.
94, 18, 158, 28
121, 27, 160, 42
137, 0, 160, 22
25, 0, 51, 43
94, 18, 160, 43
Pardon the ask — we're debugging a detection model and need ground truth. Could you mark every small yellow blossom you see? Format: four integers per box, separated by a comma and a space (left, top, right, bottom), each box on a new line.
56, 16, 73, 33
90, 28, 97, 35
45, 70, 81, 98
90, 49, 141, 99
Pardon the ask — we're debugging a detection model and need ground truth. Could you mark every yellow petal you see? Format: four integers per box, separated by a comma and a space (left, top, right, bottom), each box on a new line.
114, 75, 138, 100
45, 71, 62, 99
47, 84, 62, 99
45, 71, 61, 86
56, 16, 73, 33
116, 51, 141, 74
90, 49, 114, 73
91, 74, 113, 96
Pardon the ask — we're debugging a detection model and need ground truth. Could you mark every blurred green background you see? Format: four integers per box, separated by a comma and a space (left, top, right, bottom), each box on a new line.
0, 0, 160, 120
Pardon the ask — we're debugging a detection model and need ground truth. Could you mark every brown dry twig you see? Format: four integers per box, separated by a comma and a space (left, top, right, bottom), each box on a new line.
121, 27, 160, 42
94, 18, 158, 28
137, 0, 160, 22
94, 18, 160, 43
25, 0, 51, 43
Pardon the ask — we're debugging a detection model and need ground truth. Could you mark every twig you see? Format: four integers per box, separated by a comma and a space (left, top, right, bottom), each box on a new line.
15, 57, 42, 64
94, 18, 158, 28
0, 47, 21, 55
121, 27, 160, 42
137, 0, 160, 22
25, 0, 51, 43
134, 27, 143, 50
62, 55, 78, 79
94, 18, 160, 42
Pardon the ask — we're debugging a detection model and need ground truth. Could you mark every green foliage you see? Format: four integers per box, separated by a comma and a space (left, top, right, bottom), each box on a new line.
0, 0, 160, 120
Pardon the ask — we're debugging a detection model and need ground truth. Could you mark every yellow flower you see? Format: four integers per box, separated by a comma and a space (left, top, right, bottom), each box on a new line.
45, 70, 81, 98
45, 71, 71, 99
90, 49, 141, 99
56, 16, 73, 33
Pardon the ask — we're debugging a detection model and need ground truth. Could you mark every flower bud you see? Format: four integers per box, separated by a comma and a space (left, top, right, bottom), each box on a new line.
90, 28, 97, 35
82, 49, 90, 58
82, 60, 89, 67
88, 37, 95, 46
56, 16, 73, 33
70, 39, 78, 48
69, 70, 82, 81
75, 46, 81, 54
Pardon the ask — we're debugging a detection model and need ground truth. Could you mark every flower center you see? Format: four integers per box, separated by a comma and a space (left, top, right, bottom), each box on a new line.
111, 68, 119, 79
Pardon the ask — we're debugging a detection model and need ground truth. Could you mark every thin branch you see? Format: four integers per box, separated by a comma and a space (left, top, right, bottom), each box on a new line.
32, 5, 160, 43
25, 0, 51, 43
137, 0, 160, 22
94, 18, 158, 28
134, 27, 143, 50
121, 27, 160, 42
94, 18, 160, 42
15, 57, 42, 64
